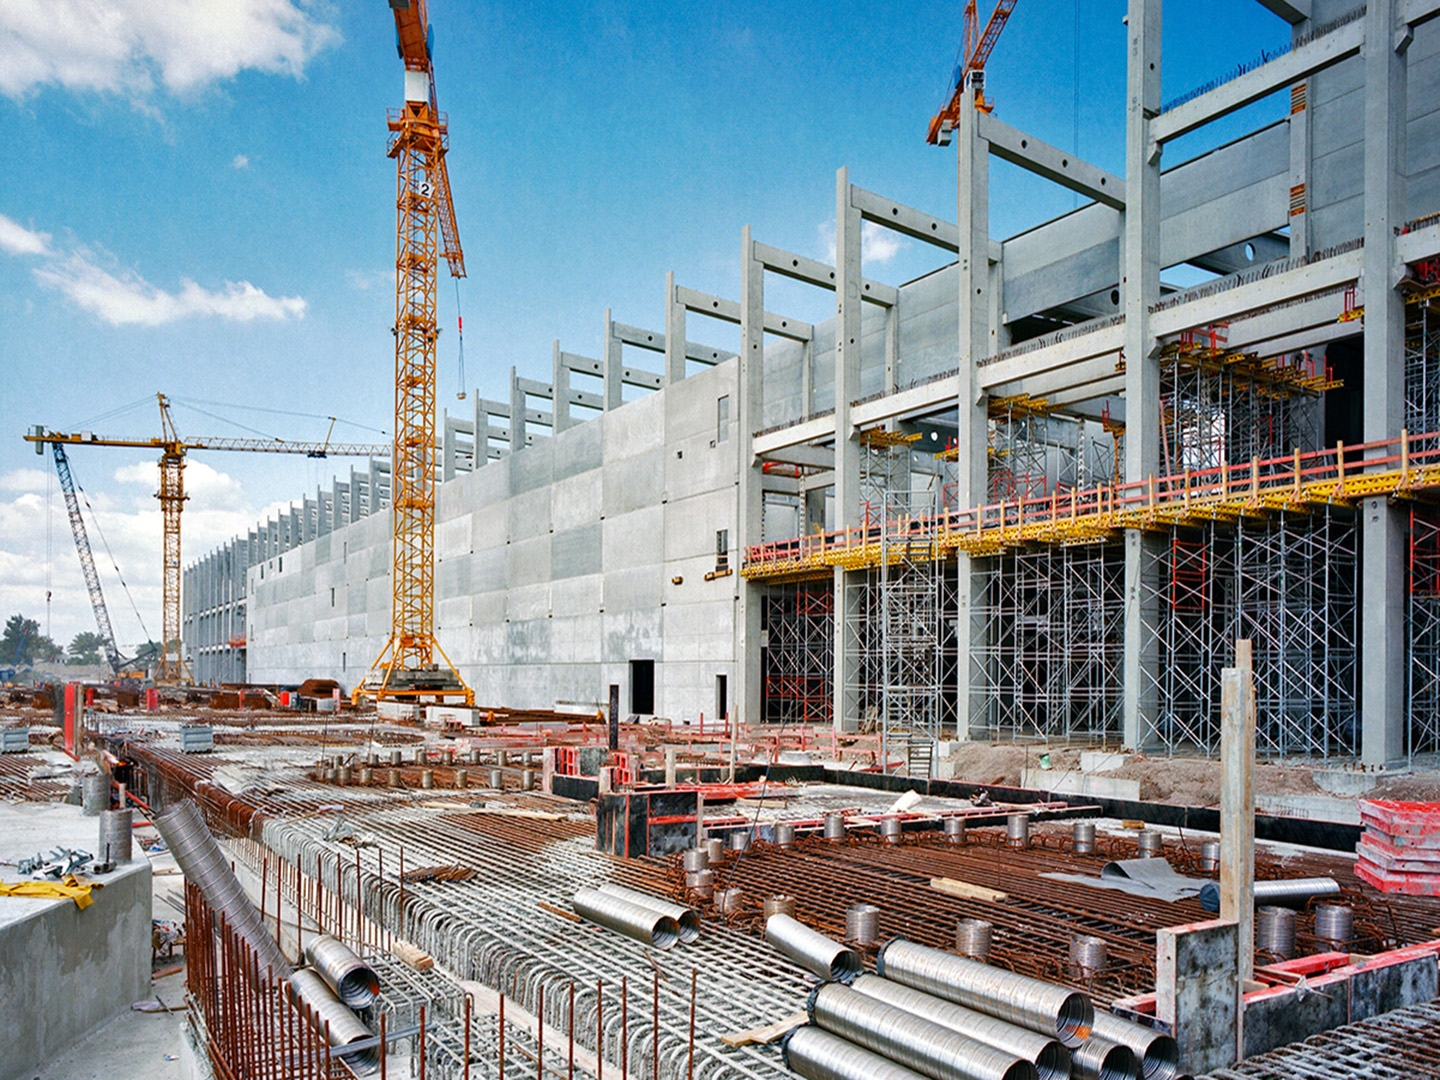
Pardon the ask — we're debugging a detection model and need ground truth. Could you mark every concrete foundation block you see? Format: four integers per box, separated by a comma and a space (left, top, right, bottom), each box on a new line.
1156, 918, 1240, 1074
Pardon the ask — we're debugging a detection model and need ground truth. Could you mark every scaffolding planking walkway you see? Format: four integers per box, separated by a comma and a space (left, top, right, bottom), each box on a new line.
743, 429, 1440, 581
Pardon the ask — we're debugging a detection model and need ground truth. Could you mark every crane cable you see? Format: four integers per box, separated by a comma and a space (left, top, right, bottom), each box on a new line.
76, 481, 152, 659
455, 277, 467, 400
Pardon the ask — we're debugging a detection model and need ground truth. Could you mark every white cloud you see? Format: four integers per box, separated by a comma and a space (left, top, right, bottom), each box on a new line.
33, 248, 307, 326
818, 220, 907, 266
0, 212, 52, 256
231, 153, 250, 169
0, 458, 318, 653
0, 0, 340, 101
345, 268, 390, 292
0, 468, 52, 493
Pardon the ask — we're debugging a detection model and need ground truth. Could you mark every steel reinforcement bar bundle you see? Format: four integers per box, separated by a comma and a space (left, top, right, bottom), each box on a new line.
246, 801, 810, 1080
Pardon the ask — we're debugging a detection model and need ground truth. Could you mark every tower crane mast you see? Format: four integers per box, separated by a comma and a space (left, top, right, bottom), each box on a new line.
27, 394, 388, 684
357, 0, 473, 705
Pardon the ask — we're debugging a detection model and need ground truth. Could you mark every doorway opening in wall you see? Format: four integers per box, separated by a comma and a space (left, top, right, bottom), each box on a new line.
716, 674, 728, 727
630, 659, 655, 715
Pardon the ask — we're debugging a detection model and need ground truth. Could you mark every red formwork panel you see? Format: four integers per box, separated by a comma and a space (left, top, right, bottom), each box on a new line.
1358, 832, 1440, 872
1356, 855, 1440, 897
1359, 800, 1440, 847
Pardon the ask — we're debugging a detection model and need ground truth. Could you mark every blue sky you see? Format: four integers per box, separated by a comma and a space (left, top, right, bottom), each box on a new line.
0, 0, 1294, 654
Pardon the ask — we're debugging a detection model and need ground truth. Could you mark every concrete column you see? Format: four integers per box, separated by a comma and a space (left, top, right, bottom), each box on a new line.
1220, 640, 1256, 990
509, 365, 527, 454
954, 79, 991, 741
664, 271, 687, 386
1360, 0, 1408, 769
1122, 0, 1163, 752
603, 308, 624, 411
552, 341, 573, 433
832, 167, 865, 735
736, 226, 765, 729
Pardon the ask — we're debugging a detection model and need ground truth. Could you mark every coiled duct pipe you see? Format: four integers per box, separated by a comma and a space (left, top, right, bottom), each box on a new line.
877, 938, 1093, 1048
808, 982, 1038, 1080
286, 967, 378, 1076
303, 933, 380, 1008
572, 888, 680, 949
765, 913, 864, 982
852, 974, 1070, 1080
154, 800, 292, 979
597, 883, 701, 943
1070, 1035, 1140, 1080
1089, 1011, 1179, 1080
782, 1023, 934, 1080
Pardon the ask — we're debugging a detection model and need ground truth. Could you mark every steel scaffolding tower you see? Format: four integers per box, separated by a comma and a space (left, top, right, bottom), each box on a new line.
1158, 334, 1329, 478
1409, 509, 1440, 759
761, 582, 834, 726
974, 542, 1125, 744
1142, 509, 1358, 757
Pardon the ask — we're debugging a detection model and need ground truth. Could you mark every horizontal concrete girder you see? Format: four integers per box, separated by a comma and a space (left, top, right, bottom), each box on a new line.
752, 241, 898, 307
849, 185, 960, 251
1151, 17, 1363, 144
979, 113, 1126, 210
672, 285, 813, 342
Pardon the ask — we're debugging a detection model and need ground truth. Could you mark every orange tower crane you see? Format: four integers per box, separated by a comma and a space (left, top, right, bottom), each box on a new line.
927, 0, 1018, 144
355, 0, 473, 706
26, 394, 388, 684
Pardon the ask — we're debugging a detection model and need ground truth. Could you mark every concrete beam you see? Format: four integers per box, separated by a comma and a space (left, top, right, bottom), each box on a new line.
978, 320, 1126, 390
989, 353, 1125, 400
849, 184, 960, 251
1151, 18, 1363, 144
1256, 0, 1310, 24
752, 241, 899, 307
851, 374, 962, 428
979, 112, 1126, 210
1149, 248, 1362, 337
515, 376, 552, 399
758, 443, 834, 471
1399, 220, 1440, 264
1189, 233, 1289, 275
1404, 0, 1440, 30
672, 285, 814, 341
752, 413, 837, 457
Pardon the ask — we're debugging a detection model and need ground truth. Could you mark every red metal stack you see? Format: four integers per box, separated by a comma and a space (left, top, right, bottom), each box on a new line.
1357, 800, 1440, 896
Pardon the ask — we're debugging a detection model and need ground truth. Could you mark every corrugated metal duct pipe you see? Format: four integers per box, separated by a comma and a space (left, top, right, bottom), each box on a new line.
1089, 1011, 1179, 1080
851, 974, 1070, 1080
154, 799, 292, 979
808, 982, 1038, 1080
303, 934, 380, 1008
1070, 1036, 1141, 1080
782, 1023, 935, 1080
877, 938, 1093, 1048
596, 883, 701, 943
286, 968, 378, 1076
765, 913, 864, 982
572, 888, 680, 949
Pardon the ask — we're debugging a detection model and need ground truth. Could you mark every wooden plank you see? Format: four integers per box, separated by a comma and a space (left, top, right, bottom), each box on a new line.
721, 1011, 809, 1047
928, 877, 1008, 903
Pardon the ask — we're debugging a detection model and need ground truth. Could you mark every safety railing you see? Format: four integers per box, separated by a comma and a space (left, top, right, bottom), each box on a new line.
743, 429, 1440, 577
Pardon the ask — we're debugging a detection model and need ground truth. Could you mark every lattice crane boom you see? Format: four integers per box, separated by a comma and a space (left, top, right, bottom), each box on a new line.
26, 394, 388, 685
47, 443, 124, 674
357, 0, 473, 705
926, 0, 1019, 144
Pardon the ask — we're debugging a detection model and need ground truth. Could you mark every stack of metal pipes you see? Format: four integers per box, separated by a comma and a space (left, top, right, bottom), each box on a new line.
768, 929, 1186, 1080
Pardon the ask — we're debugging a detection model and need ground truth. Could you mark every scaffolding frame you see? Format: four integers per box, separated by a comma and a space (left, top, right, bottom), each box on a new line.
1409, 509, 1440, 760
973, 542, 1126, 744
1141, 508, 1358, 757
761, 582, 834, 727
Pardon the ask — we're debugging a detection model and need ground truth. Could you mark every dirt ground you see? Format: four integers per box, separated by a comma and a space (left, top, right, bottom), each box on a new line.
939, 741, 1440, 807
